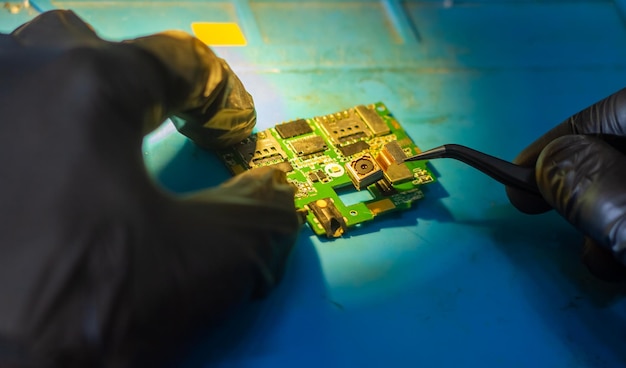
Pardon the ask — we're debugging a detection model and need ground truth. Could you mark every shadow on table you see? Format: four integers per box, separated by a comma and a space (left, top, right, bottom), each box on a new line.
172, 232, 327, 367
461, 205, 626, 366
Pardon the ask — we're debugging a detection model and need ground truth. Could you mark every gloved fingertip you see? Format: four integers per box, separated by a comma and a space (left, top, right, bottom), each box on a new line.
535, 134, 589, 212
11, 9, 100, 47
171, 68, 256, 149
269, 166, 289, 184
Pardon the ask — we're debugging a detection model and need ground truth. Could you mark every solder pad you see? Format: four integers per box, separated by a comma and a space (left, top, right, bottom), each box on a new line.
217, 103, 435, 238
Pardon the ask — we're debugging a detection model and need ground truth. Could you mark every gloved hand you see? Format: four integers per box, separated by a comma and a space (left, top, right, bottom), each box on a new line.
506, 88, 626, 282
0, 10, 300, 368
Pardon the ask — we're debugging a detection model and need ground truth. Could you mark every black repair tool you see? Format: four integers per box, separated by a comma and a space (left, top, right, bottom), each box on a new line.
404, 144, 540, 195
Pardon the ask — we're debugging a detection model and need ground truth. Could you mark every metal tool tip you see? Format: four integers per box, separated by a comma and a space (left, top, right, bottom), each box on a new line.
404, 145, 447, 162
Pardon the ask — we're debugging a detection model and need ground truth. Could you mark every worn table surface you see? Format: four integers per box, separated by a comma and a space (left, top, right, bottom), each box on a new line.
3, 1, 626, 366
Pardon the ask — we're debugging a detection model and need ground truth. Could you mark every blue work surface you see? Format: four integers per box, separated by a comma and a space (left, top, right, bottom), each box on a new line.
4, 1, 626, 366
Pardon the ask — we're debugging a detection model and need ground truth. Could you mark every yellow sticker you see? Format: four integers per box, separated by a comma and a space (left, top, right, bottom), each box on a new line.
191, 22, 247, 46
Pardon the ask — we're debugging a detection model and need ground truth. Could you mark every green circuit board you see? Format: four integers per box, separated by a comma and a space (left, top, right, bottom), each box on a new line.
217, 102, 435, 238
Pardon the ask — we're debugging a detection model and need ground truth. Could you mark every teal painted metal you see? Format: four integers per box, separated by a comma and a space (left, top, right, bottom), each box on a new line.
3, 1, 626, 367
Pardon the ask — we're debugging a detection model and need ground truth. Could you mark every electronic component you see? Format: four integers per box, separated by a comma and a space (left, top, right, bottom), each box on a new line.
339, 141, 370, 156
375, 179, 397, 196
346, 154, 383, 190
366, 199, 396, 215
291, 136, 328, 156
324, 163, 345, 178
308, 171, 320, 183
376, 141, 413, 184
235, 132, 287, 168
217, 102, 436, 238
307, 198, 348, 238
275, 118, 312, 139
319, 115, 370, 144
308, 169, 329, 183
355, 105, 390, 136
289, 179, 316, 198
378, 141, 407, 164
384, 164, 413, 184
413, 168, 434, 185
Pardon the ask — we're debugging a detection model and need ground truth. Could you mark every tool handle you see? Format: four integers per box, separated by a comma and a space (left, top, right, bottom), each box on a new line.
443, 144, 540, 195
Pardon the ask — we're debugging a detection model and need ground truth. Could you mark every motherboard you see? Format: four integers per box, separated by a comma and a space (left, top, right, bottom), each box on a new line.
217, 103, 435, 238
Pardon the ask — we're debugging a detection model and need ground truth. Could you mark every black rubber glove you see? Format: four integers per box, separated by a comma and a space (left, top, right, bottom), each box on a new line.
506, 88, 626, 282
0, 10, 300, 368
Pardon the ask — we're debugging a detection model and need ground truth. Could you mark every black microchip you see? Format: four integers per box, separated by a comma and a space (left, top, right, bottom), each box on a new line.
275, 119, 313, 139
291, 136, 328, 156
308, 170, 327, 183
338, 141, 370, 156
308, 172, 320, 182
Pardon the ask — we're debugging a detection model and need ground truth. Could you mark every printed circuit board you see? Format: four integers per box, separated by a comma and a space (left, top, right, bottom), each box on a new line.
217, 103, 435, 238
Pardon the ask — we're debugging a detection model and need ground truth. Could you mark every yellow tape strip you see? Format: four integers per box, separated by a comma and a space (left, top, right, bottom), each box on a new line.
191, 22, 247, 46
